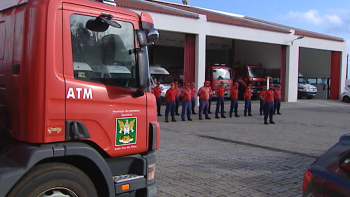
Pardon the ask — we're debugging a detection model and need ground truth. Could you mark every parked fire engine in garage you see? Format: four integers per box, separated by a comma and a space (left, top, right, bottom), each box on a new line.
0, 0, 159, 196
232, 63, 267, 99
205, 64, 233, 98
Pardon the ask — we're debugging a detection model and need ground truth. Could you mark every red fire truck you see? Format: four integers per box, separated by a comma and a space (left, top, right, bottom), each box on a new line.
233, 64, 267, 98
0, 0, 159, 196
205, 64, 233, 97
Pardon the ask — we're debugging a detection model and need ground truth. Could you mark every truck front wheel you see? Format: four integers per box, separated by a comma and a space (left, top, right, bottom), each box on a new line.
7, 162, 98, 197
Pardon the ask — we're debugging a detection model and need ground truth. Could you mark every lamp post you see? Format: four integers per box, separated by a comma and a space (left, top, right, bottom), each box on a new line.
291, 35, 305, 45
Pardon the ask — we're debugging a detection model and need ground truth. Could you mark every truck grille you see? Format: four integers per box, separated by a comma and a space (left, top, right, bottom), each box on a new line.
113, 174, 144, 183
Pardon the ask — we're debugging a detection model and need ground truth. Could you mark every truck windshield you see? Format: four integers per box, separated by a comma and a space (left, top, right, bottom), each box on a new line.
212, 68, 231, 80
70, 14, 137, 88
151, 74, 173, 84
248, 67, 266, 78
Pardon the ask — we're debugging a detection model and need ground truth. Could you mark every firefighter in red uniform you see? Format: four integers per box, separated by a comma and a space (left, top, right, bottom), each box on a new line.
181, 83, 192, 121
174, 82, 180, 115
190, 82, 197, 114
215, 81, 226, 119
229, 82, 239, 117
259, 86, 267, 116
152, 82, 162, 116
243, 84, 252, 116
274, 85, 282, 115
263, 83, 275, 124
197, 81, 211, 120
208, 84, 213, 114
165, 83, 176, 122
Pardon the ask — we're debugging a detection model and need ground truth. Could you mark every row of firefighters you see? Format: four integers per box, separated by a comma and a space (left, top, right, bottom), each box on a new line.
151, 81, 282, 125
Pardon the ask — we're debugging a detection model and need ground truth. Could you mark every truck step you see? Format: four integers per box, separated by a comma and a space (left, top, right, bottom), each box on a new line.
113, 174, 144, 184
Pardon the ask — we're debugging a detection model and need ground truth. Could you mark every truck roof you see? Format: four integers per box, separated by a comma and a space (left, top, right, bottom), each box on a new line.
73, 62, 93, 71
149, 66, 170, 75
1, 0, 139, 18
106, 65, 131, 74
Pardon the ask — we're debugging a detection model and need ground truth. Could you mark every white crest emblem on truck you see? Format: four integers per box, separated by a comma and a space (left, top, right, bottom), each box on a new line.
116, 118, 137, 145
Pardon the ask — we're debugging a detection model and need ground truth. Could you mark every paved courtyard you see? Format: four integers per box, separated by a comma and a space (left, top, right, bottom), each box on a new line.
154, 99, 350, 197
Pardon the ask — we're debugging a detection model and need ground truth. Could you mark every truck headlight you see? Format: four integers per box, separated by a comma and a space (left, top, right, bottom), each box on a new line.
148, 164, 155, 181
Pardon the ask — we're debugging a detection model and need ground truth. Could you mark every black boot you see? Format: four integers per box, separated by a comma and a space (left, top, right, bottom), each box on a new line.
188, 118, 193, 121
248, 113, 252, 116
215, 116, 220, 119
157, 114, 162, 116
270, 120, 275, 124
229, 113, 232, 118
235, 114, 239, 117
264, 121, 268, 125
221, 115, 226, 118
165, 118, 169, 122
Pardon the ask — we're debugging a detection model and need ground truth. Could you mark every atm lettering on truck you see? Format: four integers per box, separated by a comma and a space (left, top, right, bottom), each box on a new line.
66, 87, 93, 99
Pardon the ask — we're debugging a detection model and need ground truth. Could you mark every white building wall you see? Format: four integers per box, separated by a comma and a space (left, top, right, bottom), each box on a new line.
285, 45, 299, 102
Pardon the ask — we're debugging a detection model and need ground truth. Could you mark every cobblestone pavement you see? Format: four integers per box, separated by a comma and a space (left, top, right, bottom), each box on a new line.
155, 99, 350, 197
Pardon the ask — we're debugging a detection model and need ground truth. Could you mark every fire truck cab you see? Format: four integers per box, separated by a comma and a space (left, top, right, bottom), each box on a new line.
205, 64, 233, 98
0, 0, 160, 196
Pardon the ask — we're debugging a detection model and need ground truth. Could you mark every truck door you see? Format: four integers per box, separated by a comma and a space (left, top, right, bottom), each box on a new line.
62, 6, 148, 157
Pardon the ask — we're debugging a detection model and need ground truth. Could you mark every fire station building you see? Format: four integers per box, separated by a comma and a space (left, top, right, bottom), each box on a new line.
116, 0, 347, 102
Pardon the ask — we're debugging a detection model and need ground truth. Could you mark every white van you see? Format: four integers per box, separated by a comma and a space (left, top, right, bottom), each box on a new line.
298, 73, 317, 99
73, 62, 97, 79
149, 66, 173, 98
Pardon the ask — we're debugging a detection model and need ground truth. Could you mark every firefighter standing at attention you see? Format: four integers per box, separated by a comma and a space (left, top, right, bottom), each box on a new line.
152, 82, 162, 116
274, 85, 282, 115
165, 83, 176, 122
259, 86, 267, 116
229, 82, 240, 117
243, 84, 253, 117
208, 84, 213, 114
215, 81, 226, 119
263, 83, 275, 125
197, 81, 211, 120
181, 83, 193, 121
190, 82, 197, 115
174, 82, 180, 115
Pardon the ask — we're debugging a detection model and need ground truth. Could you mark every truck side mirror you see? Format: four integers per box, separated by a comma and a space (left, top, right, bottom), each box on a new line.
136, 29, 159, 47
134, 49, 148, 97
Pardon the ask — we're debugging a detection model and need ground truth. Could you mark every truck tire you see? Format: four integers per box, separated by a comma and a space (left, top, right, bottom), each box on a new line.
306, 96, 313, 99
7, 162, 98, 197
343, 96, 350, 103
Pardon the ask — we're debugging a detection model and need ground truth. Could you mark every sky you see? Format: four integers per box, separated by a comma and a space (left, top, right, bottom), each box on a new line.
158, 0, 350, 78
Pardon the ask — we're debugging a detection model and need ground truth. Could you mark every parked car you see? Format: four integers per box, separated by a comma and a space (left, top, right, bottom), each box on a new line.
341, 87, 350, 103
302, 134, 350, 196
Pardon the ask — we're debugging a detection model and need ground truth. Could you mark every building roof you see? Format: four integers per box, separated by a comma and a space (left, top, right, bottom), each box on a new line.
115, 0, 344, 42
